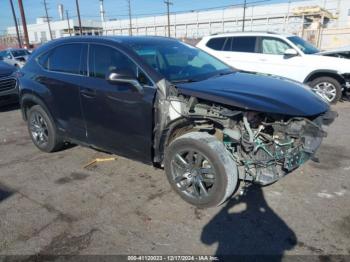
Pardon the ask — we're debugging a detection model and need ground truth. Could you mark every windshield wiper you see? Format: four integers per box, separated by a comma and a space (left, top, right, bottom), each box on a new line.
172, 79, 198, 84
213, 70, 235, 77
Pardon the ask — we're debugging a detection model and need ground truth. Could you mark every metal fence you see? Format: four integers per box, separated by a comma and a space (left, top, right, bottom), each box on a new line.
101, 19, 350, 49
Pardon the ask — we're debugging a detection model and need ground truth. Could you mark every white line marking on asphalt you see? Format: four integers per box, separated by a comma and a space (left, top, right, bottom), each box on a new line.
317, 192, 334, 199
334, 189, 346, 196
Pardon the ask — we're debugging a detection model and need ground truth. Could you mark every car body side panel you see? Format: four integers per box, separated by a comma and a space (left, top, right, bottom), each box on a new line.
19, 51, 87, 142
20, 38, 159, 162
198, 42, 309, 83
79, 41, 157, 163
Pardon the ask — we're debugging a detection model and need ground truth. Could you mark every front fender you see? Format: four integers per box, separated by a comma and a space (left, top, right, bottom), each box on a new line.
303, 69, 346, 84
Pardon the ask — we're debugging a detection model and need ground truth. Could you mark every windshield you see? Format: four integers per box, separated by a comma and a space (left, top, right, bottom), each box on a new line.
130, 41, 232, 82
11, 49, 30, 57
287, 36, 320, 54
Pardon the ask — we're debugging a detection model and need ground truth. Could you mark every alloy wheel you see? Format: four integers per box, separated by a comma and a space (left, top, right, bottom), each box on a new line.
170, 150, 216, 200
29, 112, 49, 146
313, 81, 337, 103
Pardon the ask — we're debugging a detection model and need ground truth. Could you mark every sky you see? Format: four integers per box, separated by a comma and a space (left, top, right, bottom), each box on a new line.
0, 0, 293, 33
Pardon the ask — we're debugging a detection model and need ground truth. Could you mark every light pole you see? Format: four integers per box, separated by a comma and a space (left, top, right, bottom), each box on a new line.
66, 10, 72, 36
17, 0, 30, 48
43, 0, 53, 40
75, 0, 83, 35
164, 0, 173, 37
242, 0, 247, 32
127, 0, 132, 36
9, 0, 22, 47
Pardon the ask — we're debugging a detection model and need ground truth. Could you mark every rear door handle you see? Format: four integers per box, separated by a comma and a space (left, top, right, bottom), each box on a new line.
80, 88, 96, 98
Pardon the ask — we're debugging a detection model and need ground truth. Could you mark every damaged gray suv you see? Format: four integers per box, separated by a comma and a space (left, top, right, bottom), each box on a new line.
19, 36, 336, 208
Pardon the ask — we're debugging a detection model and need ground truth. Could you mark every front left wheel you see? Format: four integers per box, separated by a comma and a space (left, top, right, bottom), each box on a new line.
164, 132, 238, 208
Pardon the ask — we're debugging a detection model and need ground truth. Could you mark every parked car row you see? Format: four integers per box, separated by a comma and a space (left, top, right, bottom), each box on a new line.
0, 48, 32, 106
1, 34, 349, 108
197, 32, 350, 104
16, 36, 337, 208
0, 61, 18, 106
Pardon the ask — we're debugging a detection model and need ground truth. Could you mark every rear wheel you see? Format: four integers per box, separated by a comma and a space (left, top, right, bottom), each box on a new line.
164, 132, 238, 208
27, 105, 64, 152
309, 77, 342, 104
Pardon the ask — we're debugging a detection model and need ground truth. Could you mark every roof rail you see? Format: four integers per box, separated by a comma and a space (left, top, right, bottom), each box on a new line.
210, 31, 278, 36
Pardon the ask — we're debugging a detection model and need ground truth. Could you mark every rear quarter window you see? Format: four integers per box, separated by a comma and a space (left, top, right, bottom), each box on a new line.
206, 37, 226, 51
37, 43, 84, 75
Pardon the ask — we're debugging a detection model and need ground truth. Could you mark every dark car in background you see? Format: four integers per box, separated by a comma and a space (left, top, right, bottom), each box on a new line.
18, 36, 335, 208
0, 61, 18, 106
318, 46, 350, 59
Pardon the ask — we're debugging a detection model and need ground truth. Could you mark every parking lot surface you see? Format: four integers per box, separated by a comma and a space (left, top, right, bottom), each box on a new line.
0, 103, 349, 257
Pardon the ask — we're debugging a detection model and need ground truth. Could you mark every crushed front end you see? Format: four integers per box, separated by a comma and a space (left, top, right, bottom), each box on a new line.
222, 110, 337, 185
154, 88, 337, 185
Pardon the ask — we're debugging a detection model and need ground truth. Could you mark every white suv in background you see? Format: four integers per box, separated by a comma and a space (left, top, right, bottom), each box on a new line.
197, 32, 350, 103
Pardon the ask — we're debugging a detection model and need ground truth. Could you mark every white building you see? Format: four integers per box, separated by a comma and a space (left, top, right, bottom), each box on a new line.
103, 0, 350, 38
5, 0, 350, 48
7, 17, 102, 45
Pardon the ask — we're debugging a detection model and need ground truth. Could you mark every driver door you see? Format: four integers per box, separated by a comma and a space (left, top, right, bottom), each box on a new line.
79, 44, 156, 163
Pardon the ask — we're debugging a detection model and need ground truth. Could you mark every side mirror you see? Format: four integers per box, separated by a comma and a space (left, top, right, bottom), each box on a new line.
284, 48, 298, 57
106, 69, 143, 93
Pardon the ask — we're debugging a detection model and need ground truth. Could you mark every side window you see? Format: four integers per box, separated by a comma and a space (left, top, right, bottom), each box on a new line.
89, 44, 152, 86
222, 37, 232, 51
231, 37, 257, 53
206, 37, 226, 51
37, 51, 50, 69
42, 44, 84, 74
135, 48, 165, 73
260, 37, 291, 55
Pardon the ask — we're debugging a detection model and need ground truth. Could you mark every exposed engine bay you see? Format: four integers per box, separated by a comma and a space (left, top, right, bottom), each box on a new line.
154, 86, 337, 185
222, 112, 327, 185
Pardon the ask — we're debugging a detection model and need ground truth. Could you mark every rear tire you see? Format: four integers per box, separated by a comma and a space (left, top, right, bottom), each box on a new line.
164, 132, 238, 208
309, 76, 342, 104
27, 105, 64, 152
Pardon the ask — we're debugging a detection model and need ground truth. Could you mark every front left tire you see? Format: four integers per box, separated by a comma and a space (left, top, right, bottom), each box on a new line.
164, 132, 239, 208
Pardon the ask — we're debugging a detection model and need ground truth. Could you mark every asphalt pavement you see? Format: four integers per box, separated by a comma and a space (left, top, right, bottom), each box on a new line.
0, 102, 349, 258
